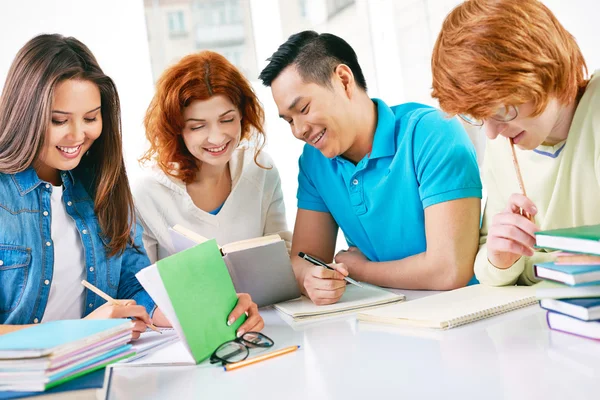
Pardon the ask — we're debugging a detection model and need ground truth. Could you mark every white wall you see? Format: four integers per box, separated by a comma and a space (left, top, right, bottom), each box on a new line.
0, 0, 154, 176
543, 0, 600, 72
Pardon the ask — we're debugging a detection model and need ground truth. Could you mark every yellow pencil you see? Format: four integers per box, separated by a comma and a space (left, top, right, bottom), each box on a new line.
223, 345, 300, 371
81, 280, 161, 334
508, 138, 534, 222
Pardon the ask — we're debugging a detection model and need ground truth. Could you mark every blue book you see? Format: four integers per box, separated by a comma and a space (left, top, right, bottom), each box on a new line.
0, 319, 132, 359
534, 262, 600, 286
540, 298, 600, 321
0, 368, 105, 399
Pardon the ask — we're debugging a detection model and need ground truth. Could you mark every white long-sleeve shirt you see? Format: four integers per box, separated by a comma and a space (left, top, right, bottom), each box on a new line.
133, 146, 291, 263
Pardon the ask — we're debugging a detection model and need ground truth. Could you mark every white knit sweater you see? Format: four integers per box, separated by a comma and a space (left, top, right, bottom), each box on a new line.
133, 146, 291, 263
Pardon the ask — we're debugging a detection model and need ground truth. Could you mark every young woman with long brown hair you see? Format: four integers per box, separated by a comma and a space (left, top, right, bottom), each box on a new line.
0, 34, 176, 335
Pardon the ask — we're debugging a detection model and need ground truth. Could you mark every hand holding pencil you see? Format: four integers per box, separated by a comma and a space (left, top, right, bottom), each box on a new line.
82, 280, 160, 339
485, 139, 540, 270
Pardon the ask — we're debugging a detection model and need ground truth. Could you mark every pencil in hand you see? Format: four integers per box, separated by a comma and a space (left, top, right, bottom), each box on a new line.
81, 280, 161, 334
508, 138, 534, 222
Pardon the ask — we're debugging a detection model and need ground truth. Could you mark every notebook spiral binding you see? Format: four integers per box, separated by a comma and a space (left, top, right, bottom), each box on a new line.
446, 296, 538, 329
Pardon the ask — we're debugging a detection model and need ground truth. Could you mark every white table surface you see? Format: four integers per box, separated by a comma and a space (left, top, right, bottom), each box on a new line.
102, 289, 600, 400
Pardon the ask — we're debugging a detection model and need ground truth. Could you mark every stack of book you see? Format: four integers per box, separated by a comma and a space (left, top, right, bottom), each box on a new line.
534, 224, 600, 341
0, 319, 135, 392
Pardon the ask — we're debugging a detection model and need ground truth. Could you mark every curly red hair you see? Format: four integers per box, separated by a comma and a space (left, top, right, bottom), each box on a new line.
141, 51, 267, 183
431, 0, 588, 119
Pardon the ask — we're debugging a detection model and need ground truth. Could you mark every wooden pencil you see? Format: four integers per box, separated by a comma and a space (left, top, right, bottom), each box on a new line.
508, 138, 534, 222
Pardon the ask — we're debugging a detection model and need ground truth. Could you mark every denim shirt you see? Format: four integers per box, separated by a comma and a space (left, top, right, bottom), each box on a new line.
0, 168, 155, 324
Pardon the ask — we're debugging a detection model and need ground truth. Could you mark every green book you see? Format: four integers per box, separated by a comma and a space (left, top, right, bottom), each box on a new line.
156, 240, 245, 363
535, 224, 600, 255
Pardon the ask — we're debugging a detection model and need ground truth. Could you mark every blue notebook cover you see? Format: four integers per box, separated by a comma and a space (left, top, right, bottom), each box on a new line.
0, 319, 131, 357
0, 368, 105, 399
544, 297, 600, 310
558, 298, 600, 308
534, 262, 600, 285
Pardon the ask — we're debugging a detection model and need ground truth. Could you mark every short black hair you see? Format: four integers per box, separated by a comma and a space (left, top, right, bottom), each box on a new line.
258, 30, 367, 91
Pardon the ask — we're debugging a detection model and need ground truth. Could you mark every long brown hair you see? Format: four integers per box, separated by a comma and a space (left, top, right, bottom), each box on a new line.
140, 51, 268, 184
0, 34, 135, 256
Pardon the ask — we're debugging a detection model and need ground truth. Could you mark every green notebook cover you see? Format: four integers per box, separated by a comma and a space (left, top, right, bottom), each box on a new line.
156, 240, 245, 363
536, 224, 600, 240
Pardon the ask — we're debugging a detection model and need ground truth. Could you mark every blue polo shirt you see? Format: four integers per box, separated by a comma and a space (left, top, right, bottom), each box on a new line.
297, 99, 482, 263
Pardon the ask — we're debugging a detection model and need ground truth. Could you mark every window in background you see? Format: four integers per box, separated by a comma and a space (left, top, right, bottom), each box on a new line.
144, 0, 257, 82
298, 0, 308, 18
326, 0, 355, 19
168, 10, 187, 36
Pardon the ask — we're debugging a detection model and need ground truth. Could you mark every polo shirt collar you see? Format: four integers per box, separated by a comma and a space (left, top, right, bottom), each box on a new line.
369, 98, 397, 160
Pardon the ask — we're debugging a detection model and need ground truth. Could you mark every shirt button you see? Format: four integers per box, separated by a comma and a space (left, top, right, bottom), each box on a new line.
82, 229, 88, 235
0, 260, 3, 266
88, 303, 93, 308
352, 179, 359, 185
45, 184, 50, 189
46, 241, 51, 247
67, 201, 72, 206
89, 267, 94, 272
34, 318, 39, 323
43, 211, 49, 216
44, 279, 50, 285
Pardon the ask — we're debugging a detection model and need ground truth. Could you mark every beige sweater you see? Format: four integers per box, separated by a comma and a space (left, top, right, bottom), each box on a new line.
475, 71, 600, 286
133, 146, 291, 263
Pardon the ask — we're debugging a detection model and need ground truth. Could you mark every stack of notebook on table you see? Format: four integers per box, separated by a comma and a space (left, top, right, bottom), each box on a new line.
534, 224, 600, 340
0, 319, 135, 392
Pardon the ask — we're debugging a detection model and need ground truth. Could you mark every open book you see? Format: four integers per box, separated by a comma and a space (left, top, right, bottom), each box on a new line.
135, 240, 244, 365
169, 225, 301, 307
274, 283, 405, 321
357, 284, 537, 329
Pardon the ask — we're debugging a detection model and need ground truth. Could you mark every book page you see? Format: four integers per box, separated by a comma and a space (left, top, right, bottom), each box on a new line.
171, 225, 209, 245
221, 234, 282, 254
135, 265, 192, 357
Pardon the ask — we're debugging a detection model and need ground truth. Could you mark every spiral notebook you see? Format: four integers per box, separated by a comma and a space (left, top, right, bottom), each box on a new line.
357, 284, 537, 329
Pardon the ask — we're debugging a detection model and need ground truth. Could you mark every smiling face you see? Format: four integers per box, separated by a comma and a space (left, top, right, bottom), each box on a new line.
483, 99, 565, 149
270, 65, 356, 159
181, 95, 241, 168
36, 79, 103, 184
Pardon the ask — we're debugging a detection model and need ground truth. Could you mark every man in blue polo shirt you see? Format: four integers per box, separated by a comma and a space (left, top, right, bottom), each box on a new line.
259, 31, 482, 305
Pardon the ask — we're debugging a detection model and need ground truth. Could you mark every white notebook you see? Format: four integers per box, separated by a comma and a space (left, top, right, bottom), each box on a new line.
274, 283, 404, 321
357, 284, 537, 329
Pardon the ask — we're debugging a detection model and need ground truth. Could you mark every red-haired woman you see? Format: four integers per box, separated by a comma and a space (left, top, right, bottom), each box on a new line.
134, 51, 290, 331
431, 0, 599, 286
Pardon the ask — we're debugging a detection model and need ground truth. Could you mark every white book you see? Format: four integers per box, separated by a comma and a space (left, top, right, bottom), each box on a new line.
357, 284, 537, 329
123, 329, 180, 363
547, 312, 600, 340
274, 283, 404, 321
535, 280, 600, 299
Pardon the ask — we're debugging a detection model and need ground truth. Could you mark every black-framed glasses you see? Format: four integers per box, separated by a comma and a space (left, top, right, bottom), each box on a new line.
458, 104, 519, 127
210, 332, 274, 365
